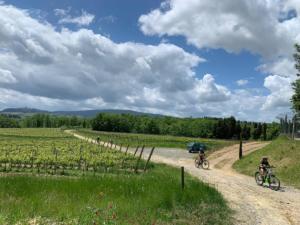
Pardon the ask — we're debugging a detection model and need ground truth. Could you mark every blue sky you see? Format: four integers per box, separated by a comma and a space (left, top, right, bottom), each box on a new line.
0, 0, 298, 121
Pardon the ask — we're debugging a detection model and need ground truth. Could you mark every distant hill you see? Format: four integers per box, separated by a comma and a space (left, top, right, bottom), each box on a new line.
0, 107, 163, 118
1, 107, 48, 114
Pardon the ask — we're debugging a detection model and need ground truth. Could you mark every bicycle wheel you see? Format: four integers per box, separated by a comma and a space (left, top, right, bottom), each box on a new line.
255, 172, 263, 186
194, 158, 200, 168
269, 176, 280, 191
201, 160, 209, 170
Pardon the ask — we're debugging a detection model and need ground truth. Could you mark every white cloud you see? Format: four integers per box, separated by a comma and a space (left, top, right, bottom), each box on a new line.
139, 0, 296, 58
194, 74, 231, 102
139, 0, 300, 117
236, 79, 249, 86
0, 68, 17, 83
54, 8, 69, 17
56, 9, 95, 26
262, 75, 294, 110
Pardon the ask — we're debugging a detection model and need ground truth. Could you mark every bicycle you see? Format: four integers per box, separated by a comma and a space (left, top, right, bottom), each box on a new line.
255, 166, 280, 191
194, 156, 209, 169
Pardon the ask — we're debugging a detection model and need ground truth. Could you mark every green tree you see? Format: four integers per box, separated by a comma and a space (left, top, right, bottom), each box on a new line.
292, 44, 300, 113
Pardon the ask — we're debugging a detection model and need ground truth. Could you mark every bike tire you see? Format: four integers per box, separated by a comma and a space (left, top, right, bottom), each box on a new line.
201, 160, 209, 170
269, 176, 280, 191
255, 171, 263, 186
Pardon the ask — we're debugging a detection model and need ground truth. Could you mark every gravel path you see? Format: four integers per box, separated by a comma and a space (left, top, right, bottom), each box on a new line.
68, 131, 300, 225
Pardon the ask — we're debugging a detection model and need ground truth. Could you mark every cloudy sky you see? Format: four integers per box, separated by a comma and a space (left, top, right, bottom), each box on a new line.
0, 0, 299, 121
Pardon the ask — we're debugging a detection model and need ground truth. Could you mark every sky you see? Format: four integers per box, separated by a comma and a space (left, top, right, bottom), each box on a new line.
0, 0, 299, 122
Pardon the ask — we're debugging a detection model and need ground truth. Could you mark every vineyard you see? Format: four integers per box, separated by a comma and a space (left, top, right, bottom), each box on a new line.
75, 129, 237, 150
0, 128, 149, 176
0, 128, 233, 224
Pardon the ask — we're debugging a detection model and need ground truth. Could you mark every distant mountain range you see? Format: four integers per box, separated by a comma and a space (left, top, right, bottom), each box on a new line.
0, 107, 163, 118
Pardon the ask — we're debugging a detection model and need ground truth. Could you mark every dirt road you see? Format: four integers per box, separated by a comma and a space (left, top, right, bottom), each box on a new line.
68, 131, 300, 225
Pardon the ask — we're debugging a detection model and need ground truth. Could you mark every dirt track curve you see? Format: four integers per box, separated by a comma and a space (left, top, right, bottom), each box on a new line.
68, 131, 300, 225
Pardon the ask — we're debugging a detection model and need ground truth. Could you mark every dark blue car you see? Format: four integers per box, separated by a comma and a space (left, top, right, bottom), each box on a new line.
187, 142, 206, 153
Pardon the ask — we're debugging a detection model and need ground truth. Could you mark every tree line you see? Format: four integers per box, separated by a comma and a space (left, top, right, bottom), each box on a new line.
0, 113, 279, 140
0, 114, 90, 129
91, 113, 279, 140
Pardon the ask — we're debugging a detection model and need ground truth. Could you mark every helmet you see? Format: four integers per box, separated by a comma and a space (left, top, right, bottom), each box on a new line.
262, 156, 268, 160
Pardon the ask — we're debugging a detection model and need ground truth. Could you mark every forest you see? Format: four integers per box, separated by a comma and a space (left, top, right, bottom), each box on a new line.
0, 113, 279, 140
91, 113, 279, 140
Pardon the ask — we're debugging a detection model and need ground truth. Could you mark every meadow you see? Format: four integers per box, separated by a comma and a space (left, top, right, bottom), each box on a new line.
0, 128, 233, 224
233, 136, 300, 189
75, 129, 237, 151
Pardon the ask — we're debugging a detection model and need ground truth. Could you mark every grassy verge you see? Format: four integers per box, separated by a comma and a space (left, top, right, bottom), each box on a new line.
75, 129, 237, 151
0, 164, 232, 225
233, 136, 300, 189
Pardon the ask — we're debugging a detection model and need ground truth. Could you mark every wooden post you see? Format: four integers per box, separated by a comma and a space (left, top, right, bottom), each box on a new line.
292, 116, 296, 140
239, 135, 243, 160
135, 145, 145, 173
125, 145, 129, 155
144, 147, 155, 172
133, 146, 139, 156
181, 167, 185, 190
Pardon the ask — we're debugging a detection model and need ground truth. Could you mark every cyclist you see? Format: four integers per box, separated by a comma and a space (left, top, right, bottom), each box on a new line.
198, 149, 205, 163
96, 136, 100, 144
259, 156, 270, 183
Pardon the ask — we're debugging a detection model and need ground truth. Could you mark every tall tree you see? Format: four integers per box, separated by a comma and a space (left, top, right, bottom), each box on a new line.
292, 44, 300, 113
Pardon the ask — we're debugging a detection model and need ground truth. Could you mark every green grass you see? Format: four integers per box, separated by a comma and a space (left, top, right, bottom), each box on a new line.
75, 129, 237, 151
233, 136, 300, 189
0, 128, 71, 139
0, 164, 232, 225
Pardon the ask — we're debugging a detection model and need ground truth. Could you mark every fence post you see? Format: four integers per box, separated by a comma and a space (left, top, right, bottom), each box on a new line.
239, 134, 243, 160
292, 116, 296, 140
181, 167, 185, 190
121, 145, 130, 168
133, 146, 139, 156
126, 145, 129, 154
135, 145, 145, 173
144, 147, 155, 172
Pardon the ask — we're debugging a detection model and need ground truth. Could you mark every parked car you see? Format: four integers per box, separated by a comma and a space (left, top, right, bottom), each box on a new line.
187, 142, 206, 153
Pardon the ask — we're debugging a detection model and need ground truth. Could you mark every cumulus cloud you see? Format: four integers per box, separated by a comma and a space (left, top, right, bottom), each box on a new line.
139, 0, 300, 116
139, 0, 297, 58
262, 75, 294, 110
55, 9, 95, 26
194, 74, 231, 102
0, 4, 235, 116
236, 79, 249, 86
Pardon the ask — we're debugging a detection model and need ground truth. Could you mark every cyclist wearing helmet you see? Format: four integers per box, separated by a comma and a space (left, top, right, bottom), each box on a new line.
198, 149, 205, 162
259, 156, 270, 182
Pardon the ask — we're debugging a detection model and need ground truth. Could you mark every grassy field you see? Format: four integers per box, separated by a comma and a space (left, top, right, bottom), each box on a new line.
75, 129, 237, 151
0, 128, 70, 138
233, 136, 300, 189
0, 128, 233, 224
